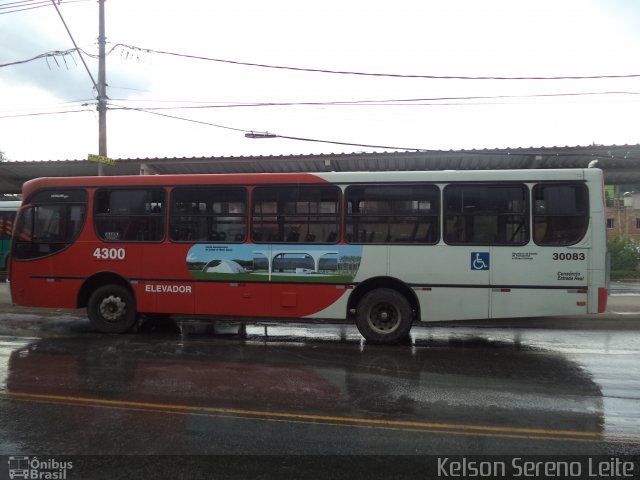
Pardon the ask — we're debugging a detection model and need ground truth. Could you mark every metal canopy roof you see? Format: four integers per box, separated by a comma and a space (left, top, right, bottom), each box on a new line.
1, 144, 639, 194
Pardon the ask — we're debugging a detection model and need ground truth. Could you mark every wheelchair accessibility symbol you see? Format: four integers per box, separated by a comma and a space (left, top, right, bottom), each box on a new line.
471, 252, 490, 270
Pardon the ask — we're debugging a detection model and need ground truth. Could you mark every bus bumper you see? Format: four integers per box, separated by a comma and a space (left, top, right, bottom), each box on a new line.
598, 287, 608, 313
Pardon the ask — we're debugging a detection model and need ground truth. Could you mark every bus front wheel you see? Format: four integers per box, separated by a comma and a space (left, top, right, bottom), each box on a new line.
87, 284, 138, 333
355, 288, 413, 344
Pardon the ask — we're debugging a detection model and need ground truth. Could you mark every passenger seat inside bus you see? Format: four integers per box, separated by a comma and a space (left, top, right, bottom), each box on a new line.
286, 230, 300, 242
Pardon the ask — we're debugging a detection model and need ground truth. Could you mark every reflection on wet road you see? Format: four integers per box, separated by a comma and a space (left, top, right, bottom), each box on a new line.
0, 318, 639, 455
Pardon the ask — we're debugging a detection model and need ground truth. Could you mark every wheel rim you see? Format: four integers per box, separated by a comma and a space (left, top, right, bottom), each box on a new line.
367, 301, 401, 334
99, 295, 127, 323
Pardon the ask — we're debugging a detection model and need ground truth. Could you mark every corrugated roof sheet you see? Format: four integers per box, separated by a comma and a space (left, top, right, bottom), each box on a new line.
1, 145, 639, 194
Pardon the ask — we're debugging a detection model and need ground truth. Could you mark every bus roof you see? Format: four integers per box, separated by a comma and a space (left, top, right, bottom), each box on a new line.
21, 169, 601, 199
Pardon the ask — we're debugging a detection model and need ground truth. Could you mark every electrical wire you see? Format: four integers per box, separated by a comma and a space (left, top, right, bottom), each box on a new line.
107, 91, 640, 111
2, 36, 638, 153
109, 102, 640, 157
0, 0, 90, 14
0, 108, 93, 119
1, 99, 636, 159
0, 0, 51, 14
4, 88, 637, 120
0, 0, 49, 9
0, 47, 99, 68
109, 102, 431, 150
0, 99, 94, 115
111, 43, 640, 81
0, 48, 75, 68
109, 103, 250, 134
49, 0, 98, 92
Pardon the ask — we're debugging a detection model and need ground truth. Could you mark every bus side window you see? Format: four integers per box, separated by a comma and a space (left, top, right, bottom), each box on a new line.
170, 187, 247, 243
95, 188, 166, 242
345, 184, 439, 244
252, 185, 340, 244
443, 184, 528, 246
533, 184, 588, 246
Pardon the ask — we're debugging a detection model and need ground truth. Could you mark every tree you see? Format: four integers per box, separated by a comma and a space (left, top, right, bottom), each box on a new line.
608, 237, 640, 273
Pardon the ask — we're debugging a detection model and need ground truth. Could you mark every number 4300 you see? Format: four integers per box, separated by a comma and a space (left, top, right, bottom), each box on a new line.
92, 247, 126, 260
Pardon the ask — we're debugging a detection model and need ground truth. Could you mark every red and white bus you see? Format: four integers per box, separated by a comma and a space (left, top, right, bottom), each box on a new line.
7, 169, 608, 344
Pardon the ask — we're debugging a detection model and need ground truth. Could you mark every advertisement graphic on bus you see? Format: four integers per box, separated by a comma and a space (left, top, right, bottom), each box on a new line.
187, 243, 362, 282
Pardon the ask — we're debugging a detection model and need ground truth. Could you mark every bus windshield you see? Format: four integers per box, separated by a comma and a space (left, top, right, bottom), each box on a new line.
13, 190, 87, 261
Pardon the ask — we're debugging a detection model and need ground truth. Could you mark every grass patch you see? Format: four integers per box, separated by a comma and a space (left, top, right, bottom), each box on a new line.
610, 270, 640, 280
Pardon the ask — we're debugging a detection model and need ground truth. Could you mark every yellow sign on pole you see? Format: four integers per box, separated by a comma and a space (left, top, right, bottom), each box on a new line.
88, 154, 117, 166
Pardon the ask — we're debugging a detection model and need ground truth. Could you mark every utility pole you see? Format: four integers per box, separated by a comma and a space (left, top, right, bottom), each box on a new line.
51, 0, 107, 172
97, 0, 107, 175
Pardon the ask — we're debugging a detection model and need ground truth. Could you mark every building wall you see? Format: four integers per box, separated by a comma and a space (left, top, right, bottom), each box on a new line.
606, 193, 640, 241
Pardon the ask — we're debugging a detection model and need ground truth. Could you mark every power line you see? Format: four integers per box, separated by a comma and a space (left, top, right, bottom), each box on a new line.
0, 48, 74, 68
0, 0, 49, 9
6, 89, 638, 119
5, 99, 432, 150
0, 108, 93, 119
0, 0, 90, 14
8, 88, 635, 118
112, 43, 640, 81
0, 46, 98, 68
111, 103, 640, 158
0, 0, 51, 4
0, 1, 50, 14
0, 99, 94, 115
6, 44, 640, 88
111, 102, 425, 149
109, 103, 250, 134
2, 99, 635, 159
49, 0, 98, 92
108, 91, 640, 111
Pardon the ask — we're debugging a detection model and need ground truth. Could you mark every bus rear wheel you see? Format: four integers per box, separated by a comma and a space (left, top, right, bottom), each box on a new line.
355, 288, 413, 344
87, 284, 138, 333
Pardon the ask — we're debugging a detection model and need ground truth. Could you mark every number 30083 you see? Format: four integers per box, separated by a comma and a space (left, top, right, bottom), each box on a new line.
552, 252, 585, 261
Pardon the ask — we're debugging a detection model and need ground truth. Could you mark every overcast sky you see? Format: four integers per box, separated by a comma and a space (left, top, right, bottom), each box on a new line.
0, 0, 639, 161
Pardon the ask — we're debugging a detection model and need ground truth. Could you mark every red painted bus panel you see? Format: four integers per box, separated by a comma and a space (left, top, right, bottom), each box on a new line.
20, 173, 327, 200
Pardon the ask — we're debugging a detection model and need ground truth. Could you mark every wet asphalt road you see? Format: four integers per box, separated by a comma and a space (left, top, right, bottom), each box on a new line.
0, 282, 639, 477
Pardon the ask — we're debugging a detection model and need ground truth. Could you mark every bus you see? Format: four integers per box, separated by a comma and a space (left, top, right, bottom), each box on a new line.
7, 169, 608, 344
0, 200, 20, 273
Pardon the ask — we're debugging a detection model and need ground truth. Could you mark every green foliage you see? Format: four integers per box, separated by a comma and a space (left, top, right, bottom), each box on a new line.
608, 237, 640, 272
604, 186, 615, 207
610, 270, 640, 280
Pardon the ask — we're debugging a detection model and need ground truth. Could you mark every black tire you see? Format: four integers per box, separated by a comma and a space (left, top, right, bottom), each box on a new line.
355, 288, 413, 344
87, 284, 138, 333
